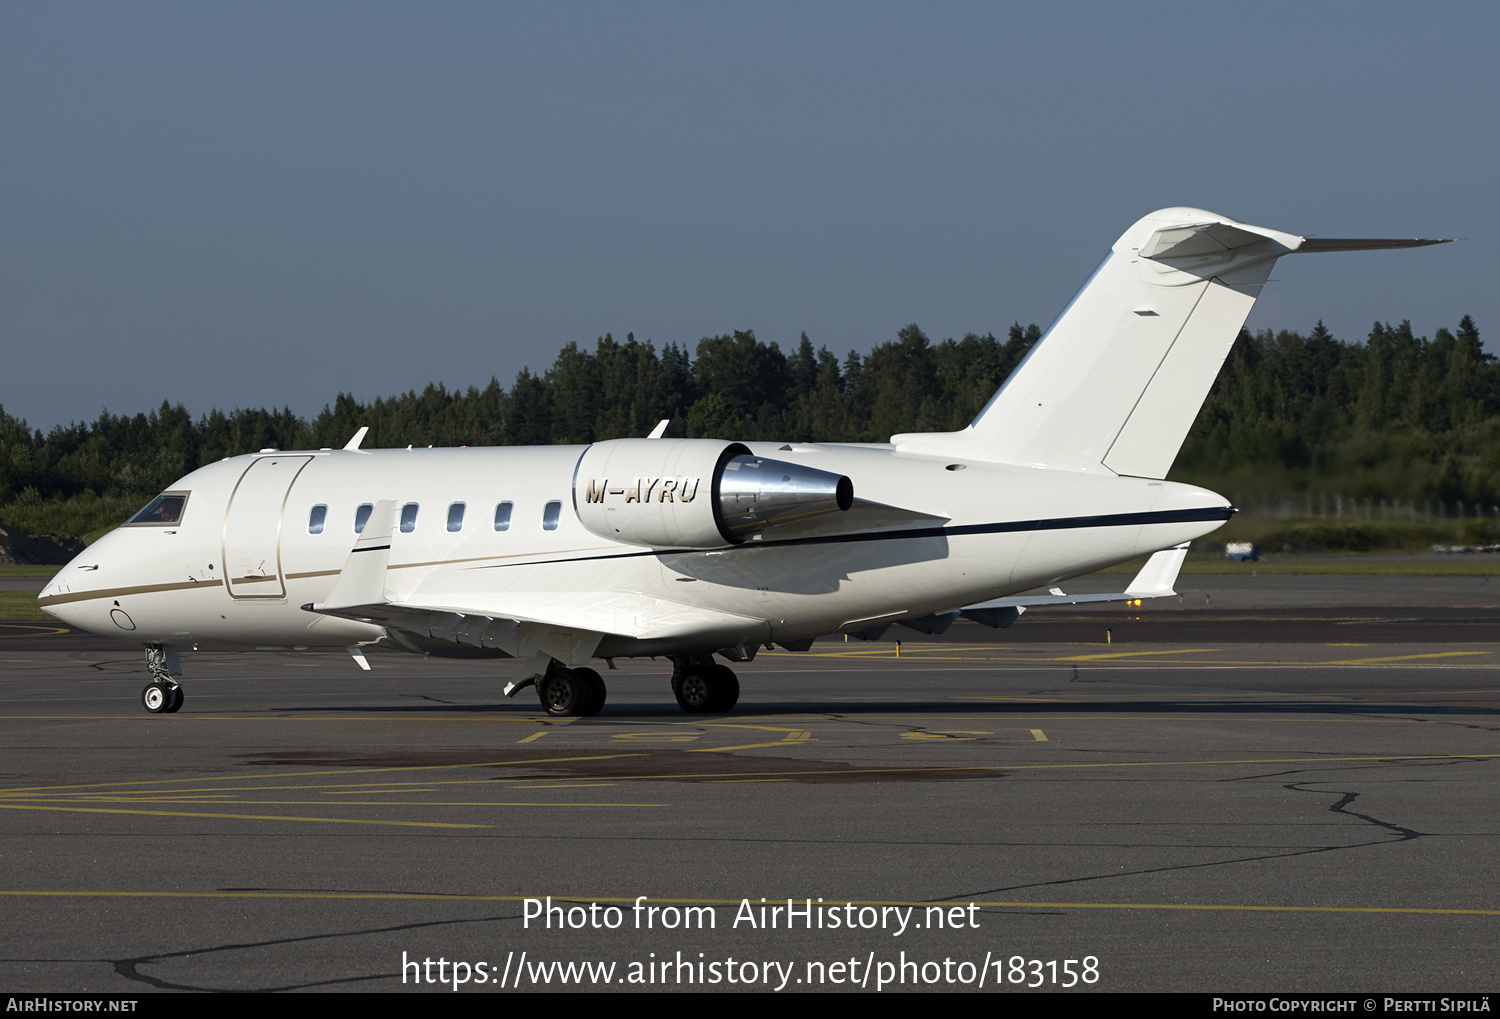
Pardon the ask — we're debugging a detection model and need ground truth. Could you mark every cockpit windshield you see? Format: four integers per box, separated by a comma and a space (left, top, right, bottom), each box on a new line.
126, 492, 190, 526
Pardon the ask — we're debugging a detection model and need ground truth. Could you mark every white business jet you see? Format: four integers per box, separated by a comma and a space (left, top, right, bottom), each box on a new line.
38, 208, 1445, 716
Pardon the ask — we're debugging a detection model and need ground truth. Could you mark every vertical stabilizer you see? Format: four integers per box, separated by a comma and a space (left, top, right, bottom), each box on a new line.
893, 208, 1297, 477
891, 209, 1443, 479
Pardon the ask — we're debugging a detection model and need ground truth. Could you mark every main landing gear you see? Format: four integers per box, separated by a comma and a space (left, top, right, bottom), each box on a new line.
141, 643, 183, 714
525, 655, 743, 716
536, 664, 607, 718
670, 655, 740, 714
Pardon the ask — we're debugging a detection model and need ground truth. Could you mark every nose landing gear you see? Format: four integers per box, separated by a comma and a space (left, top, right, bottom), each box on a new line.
141, 681, 182, 714
141, 644, 183, 714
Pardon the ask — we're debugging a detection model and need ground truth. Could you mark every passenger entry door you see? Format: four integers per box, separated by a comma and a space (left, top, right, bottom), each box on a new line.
221, 456, 314, 599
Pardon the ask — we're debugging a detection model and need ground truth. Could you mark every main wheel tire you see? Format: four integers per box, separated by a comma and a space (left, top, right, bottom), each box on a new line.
537, 669, 593, 717
574, 667, 607, 716
163, 685, 184, 713
710, 665, 740, 712
142, 682, 169, 714
672, 666, 721, 714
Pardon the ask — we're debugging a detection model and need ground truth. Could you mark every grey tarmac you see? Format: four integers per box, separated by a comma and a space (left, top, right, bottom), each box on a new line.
0, 574, 1496, 992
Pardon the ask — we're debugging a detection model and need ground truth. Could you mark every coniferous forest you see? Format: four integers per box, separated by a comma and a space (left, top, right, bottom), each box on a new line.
1, 316, 1493, 538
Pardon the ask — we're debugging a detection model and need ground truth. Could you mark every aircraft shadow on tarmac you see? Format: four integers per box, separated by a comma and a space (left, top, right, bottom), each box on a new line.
268, 697, 1500, 718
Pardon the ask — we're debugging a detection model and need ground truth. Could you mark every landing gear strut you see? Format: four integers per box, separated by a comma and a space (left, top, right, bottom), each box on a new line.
142, 644, 183, 714
535, 662, 607, 718
670, 655, 740, 713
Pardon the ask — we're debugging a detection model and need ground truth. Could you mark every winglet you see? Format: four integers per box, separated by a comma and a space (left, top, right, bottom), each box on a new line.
959, 541, 1191, 628
343, 426, 370, 451
646, 419, 670, 439
1124, 542, 1190, 598
318, 499, 397, 610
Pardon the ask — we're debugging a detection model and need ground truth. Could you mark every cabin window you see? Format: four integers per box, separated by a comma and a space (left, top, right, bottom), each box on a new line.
125, 492, 190, 526
400, 503, 419, 533
447, 502, 465, 532
308, 505, 327, 534
494, 502, 513, 531
353, 503, 373, 534
542, 500, 561, 531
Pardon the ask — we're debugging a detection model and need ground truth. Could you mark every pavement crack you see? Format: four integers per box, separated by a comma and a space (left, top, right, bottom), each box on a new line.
1291, 783, 1425, 841
109, 911, 517, 992
942, 837, 1397, 902
945, 782, 1429, 901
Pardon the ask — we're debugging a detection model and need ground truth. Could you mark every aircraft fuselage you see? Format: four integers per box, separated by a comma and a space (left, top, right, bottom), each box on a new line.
40, 440, 1231, 658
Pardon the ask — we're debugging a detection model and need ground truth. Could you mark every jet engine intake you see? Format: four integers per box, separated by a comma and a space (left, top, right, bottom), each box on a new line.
574, 438, 853, 548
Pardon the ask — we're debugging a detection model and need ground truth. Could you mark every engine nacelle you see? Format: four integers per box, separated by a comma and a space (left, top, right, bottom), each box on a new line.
573, 438, 853, 548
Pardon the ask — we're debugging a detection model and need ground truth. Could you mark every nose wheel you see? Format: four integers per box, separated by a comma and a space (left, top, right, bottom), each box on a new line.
141, 643, 183, 713
142, 682, 183, 714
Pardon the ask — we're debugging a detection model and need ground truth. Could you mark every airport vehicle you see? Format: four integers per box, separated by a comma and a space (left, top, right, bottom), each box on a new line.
37, 208, 1445, 716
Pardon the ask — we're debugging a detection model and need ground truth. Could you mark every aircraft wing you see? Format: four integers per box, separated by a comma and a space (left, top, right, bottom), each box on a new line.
315, 590, 766, 646
960, 542, 1189, 628
304, 505, 766, 668
311, 593, 769, 679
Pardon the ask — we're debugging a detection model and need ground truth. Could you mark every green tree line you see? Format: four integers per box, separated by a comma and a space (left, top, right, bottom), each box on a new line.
1, 316, 1493, 532
1173, 316, 1494, 504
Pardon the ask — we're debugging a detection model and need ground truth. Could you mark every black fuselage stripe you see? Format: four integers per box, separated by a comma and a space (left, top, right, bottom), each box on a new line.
469, 505, 1233, 572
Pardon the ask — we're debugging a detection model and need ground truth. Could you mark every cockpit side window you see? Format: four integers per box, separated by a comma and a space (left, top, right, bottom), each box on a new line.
125, 492, 190, 526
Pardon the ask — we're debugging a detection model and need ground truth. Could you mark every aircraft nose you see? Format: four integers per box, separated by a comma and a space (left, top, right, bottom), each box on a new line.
37, 592, 80, 627
37, 548, 111, 631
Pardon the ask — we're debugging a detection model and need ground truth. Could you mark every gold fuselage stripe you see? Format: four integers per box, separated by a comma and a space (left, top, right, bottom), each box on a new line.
36, 547, 613, 609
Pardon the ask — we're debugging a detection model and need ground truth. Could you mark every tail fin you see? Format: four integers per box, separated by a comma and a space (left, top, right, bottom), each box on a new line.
892, 208, 1447, 479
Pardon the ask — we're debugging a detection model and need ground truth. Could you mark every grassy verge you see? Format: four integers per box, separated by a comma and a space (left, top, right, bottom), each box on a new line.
0, 564, 61, 578
1207, 514, 1498, 554
0, 591, 53, 620
1098, 553, 1500, 576
1185, 558, 1494, 576
1089, 514, 1500, 575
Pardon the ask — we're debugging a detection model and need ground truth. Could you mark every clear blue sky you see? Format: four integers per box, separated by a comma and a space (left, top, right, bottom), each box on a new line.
3, 2, 1493, 431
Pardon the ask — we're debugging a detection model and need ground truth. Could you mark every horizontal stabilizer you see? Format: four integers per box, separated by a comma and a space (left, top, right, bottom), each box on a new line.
1139, 221, 1280, 259
1293, 237, 1451, 253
